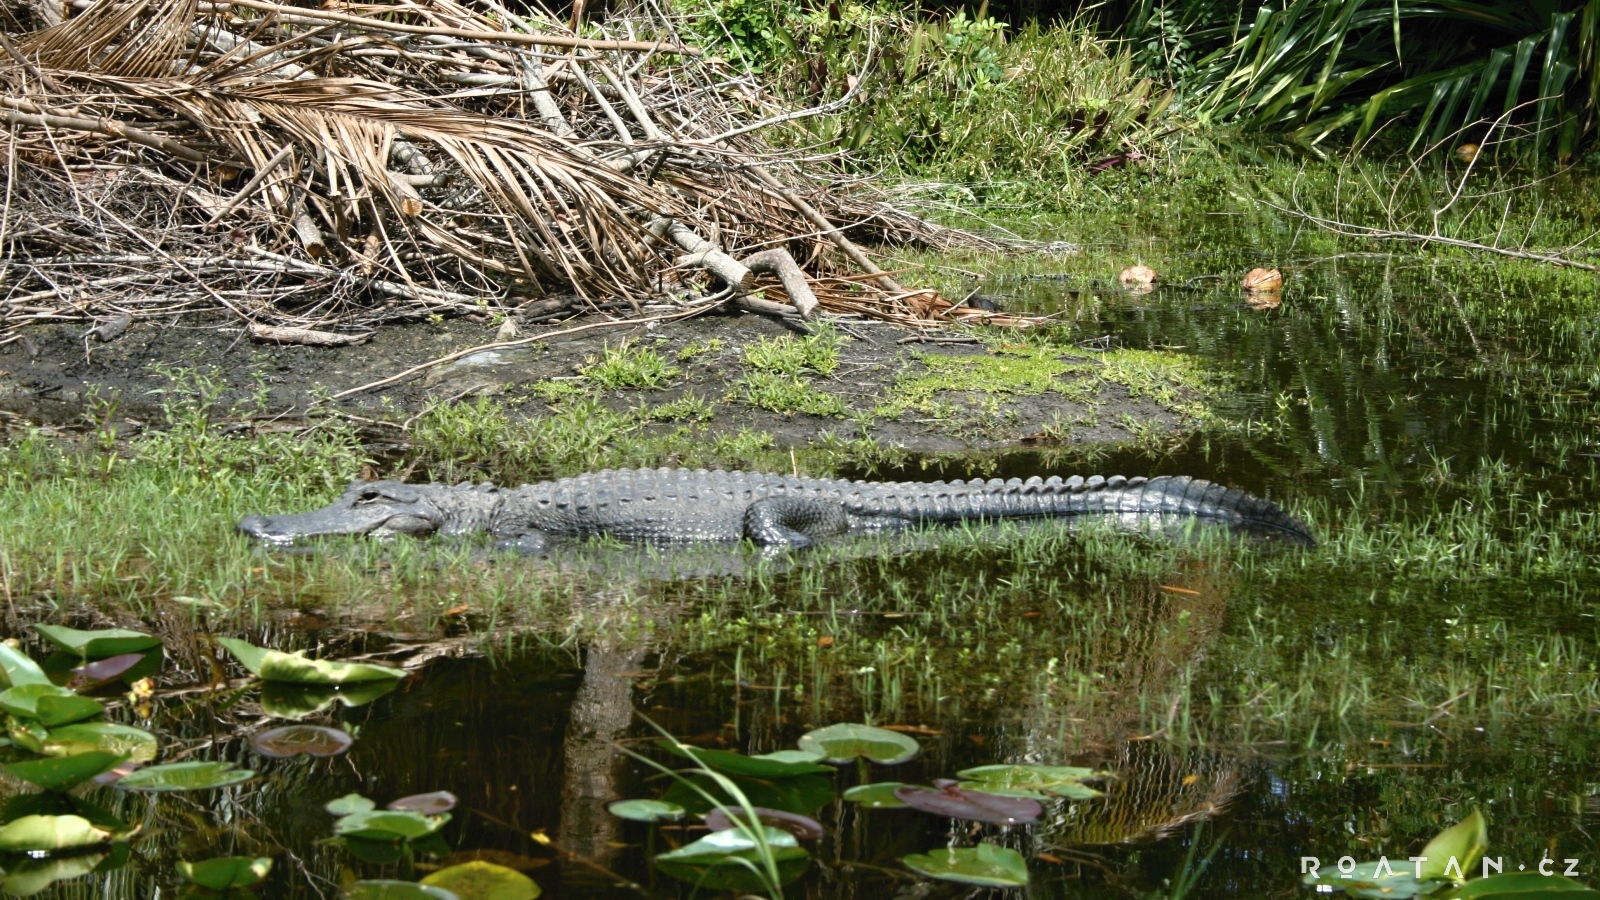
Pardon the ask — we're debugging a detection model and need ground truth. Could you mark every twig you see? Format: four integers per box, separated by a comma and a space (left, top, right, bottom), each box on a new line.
204, 144, 295, 227
0, 100, 208, 163
327, 304, 715, 400
197, 0, 700, 54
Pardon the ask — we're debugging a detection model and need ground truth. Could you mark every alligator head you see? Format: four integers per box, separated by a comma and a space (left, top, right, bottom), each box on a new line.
237, 480, 447, 545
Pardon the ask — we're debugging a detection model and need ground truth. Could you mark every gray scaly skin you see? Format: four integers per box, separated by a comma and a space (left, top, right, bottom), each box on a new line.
237, 468, 1316, 550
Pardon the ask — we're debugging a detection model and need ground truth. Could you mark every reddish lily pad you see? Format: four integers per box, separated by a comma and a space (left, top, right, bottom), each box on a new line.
704, 806, 824, 840
894, 781, 1041, 825
388, 791, 458, 815
68, 654, 147, 691
251, 724, 354, 759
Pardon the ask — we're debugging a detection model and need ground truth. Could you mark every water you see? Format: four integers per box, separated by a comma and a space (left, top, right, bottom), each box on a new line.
8, 206, 1600, 896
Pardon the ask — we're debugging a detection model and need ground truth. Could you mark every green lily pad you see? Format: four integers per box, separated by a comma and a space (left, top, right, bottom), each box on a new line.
0, 644, 50, 689
34, 626, 162, 660
420, 861, 540, 900
607, 799, 685, 822
842, 782, 912, 808
217, 638, 405, 685
345, 881, 459, 900
660, 773, 836, 817
1302, 860, 1446, 899
43, 723, 158, 762
0, 685, 103, 726
654, 827, 810, 893
4, 751, 124, 791
902, 843, 1030, 888
0, 814, 113, 851
955, 764, 1106, 799
659, 741, 833, 778
335, 810, 450, 842
326, 793, 377, 816
1434, 873, 1600, 898
797, 723, 920, 765
176, 856, 273, 890
0, 851, 107, 896
114, 760, 254, 792
1420, 810, 1490, 882
260, 681, 399, 719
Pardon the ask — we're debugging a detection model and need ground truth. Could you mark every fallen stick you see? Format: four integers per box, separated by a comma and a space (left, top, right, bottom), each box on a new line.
196, 0, 700, 55
248, 323, 371, 346
327, 303, 717, 400
647, 218, 754, 291
741, 247, 818, 319
205, 144, 295, 228
0, 100, 208, 163
742, 164, 905, 295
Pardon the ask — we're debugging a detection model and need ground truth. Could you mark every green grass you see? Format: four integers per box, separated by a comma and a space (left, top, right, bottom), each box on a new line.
741, 329, 843, 376
578, 342, 680, 390
740, 371, 849, 417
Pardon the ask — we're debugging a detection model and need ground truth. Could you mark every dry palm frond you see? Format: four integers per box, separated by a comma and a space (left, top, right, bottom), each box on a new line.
0, 0, 1019, 337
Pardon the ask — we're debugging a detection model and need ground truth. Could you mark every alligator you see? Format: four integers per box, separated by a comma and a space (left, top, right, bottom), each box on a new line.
237, 468, 1315, 550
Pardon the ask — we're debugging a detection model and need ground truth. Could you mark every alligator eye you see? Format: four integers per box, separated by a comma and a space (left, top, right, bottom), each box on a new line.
358, 490, 381, 503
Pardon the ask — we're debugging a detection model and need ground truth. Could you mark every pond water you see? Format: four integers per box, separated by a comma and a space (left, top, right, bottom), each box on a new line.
6, 203, 1600, 897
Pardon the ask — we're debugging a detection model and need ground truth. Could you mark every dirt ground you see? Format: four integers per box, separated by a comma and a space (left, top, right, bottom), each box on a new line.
0, 307, 1202, 453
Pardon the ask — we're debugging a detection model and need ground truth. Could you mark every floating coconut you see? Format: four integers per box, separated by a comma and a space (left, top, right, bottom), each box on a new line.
1241, 267, 1283, 293
1119, 265, 1157, 288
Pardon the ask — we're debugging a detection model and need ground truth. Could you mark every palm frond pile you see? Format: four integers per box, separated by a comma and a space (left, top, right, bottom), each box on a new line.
0, 0, 1022, 337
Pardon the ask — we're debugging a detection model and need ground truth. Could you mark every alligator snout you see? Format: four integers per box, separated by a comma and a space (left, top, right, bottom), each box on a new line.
237, 514, 293, 545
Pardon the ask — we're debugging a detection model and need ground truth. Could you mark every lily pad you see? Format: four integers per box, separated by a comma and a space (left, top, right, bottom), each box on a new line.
0, 814, 112, 851
843, 782, 912, 808
327, 793, 378, 816
607, 799, 685, 822
260, 681, 400, 719
0, 852, 107, 896
797, 723, 920, 765
659, 741, 833, 778
420, 862, 540, 900
654, 827, 810, 892
68, 654, 150, 691
34, 626, 162, 660
251, 724, 354, 759
1434, 873, 1600, 898
0, 644, 50, 689
956, 764, 1107, 800
177, 856, 273, 890
114, 760, 254, 792
4, 751, 124, 791
895, 782, 1042, 825
217, 638, 405, 685
389, 791, 458, 815
43, 723, 158, 762
705, 806, 824, 840
345, 881, 459, 900
0, 684, 103, 726
661, 773, 836, 817
1302, 860, 1445, 899
1420, 810, 1490, 882
902, 843, 1030, 888
335, 810, 450, 842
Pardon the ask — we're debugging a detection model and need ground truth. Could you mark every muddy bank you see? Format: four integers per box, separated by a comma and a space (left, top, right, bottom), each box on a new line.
0, 308, 1216, 453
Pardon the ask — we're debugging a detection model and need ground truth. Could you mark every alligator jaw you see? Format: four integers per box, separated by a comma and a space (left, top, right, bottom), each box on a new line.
233, 509, 435, 544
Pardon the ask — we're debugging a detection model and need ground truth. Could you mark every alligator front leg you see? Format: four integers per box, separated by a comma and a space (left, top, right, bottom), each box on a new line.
743, 497, 851, 548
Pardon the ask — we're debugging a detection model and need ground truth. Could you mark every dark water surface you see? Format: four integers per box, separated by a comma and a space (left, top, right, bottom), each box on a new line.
16, 220, 1600, 897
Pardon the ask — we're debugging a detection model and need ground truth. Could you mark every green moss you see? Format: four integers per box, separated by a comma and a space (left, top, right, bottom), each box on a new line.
879, 337, 1218, 428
